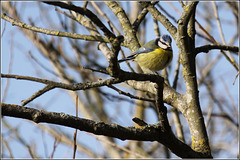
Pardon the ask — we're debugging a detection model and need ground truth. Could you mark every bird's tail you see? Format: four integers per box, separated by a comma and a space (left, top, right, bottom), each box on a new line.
118, 54, 136, 63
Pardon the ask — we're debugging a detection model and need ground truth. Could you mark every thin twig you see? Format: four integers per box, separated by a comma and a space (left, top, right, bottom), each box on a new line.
38, 124, 99, 158
132, 7, 149, 31
157, 3, 178, 23
139, 1, 177, 39
197, 54, 222, 86
3, 120, 38, 158
21, 85, 56, 106
2, 34, 14, 102
97, 89, 136, 103
203, 81, 238, 127
212, 2, 237, 61
233, 71, 239, 85
212, 2, 239, 71
172, 54, 181, 89
82, 67, 108, 75
1, 17, 6, 37
28, 51, 58, 77
49, 138, 58, 158
73, 95, 78, 159
220, 77, 237, 114
108, 84, 155, 102
83, 1, 88, 8
195, 20, 217, 44
202, 112, 238, 128
90, 1, 121, 35
2, 137, 14, 158
90, 132, 146, 158
119, 49, 136, 73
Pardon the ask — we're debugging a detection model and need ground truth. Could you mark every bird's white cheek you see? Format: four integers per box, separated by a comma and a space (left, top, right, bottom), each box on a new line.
158, 42, 167, 49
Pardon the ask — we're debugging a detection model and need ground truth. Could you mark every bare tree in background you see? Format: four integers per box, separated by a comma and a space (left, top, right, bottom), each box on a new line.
1, 1, 239, 158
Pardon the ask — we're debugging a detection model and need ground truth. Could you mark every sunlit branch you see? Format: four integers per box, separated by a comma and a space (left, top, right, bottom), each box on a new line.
1, 13, 109, 42
2, 103, 208, 158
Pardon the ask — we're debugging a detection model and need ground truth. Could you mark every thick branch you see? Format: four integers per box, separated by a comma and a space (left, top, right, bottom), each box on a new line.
155, 80, 171, 132
1, 103, 157, 141
127, 80, 187, 114
1, 73, 186, 114
177, 2, 212, 157
104, 1, 140, 52
107, 36, 124, 76
179, 2, 199, 27
2, 103, 209, 158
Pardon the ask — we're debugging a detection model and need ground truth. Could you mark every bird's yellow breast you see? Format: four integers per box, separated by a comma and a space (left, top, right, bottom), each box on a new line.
136, 48, 173, 72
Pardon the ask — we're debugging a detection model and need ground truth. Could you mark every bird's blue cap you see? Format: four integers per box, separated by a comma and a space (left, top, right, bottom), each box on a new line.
161, 34, 172, 43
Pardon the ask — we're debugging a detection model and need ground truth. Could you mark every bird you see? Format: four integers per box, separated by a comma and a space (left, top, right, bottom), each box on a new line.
118, 34, 173, 74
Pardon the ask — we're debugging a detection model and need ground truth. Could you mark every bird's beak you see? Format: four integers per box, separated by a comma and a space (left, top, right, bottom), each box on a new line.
167, 43, 171, 48
167, 43, 172, 50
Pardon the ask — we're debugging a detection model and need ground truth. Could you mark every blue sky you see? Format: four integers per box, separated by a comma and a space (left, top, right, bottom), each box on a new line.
1, 1, 239, 158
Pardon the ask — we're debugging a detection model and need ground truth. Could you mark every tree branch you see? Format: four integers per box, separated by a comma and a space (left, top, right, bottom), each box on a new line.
21, 85, 56, 106
43, 1, 116, 41
132, 1, 159, 32
2, 72, 187, 118
176, 2, 212, 157
1, 13, 109, 43
104, 1, 140, 52
155, 80, 171, 132
126, 80, 187, 114
139, 1, 177, 39
195, 44, 239, 55
107, 84, 155, 102
1, 103, 209, 158
1, 73, 123, 91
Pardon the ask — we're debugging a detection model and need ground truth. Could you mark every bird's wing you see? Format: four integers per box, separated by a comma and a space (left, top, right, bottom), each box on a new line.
134, 46, 154, 54
118, 47, 154, 63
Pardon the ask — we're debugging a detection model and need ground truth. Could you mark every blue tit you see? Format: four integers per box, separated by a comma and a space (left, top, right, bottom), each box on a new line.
118, 34, 173, 74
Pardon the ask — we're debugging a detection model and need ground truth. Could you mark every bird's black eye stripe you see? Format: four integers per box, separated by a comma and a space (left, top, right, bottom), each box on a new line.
160, 40, 167, 45
159, 39, 167, 46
